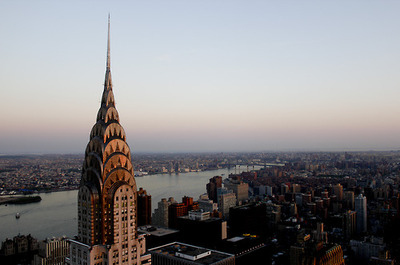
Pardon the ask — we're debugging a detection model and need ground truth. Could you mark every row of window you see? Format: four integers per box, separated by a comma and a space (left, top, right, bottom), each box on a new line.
115, 195, 132, 201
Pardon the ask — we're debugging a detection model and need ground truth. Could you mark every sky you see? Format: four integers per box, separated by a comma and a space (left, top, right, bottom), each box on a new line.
1, 1, 400, 154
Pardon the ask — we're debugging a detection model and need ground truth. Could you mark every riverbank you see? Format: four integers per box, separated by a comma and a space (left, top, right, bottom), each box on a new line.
0, 196, 42, 205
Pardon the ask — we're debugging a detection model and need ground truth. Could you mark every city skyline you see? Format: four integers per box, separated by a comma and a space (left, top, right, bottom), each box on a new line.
1, 1, 400, 154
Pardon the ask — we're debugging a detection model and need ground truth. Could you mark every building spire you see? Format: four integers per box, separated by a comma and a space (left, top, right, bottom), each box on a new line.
107, 13, 111, 70
104, 14, 112, 91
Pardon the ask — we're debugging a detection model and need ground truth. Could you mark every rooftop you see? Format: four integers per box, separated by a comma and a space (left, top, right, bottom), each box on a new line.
138, 226, 178, 237
149, 242, 234, 264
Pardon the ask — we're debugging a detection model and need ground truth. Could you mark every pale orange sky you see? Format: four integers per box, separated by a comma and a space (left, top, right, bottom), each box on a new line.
1, 1, 399, 153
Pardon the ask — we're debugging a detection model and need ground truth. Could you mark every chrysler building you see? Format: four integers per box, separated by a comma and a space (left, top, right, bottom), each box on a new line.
69, 17, 150, 265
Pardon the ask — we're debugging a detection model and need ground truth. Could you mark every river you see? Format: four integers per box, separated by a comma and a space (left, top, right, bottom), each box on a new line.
0, 166, 261, 242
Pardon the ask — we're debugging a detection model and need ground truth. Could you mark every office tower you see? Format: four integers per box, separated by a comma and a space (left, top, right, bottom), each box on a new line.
321, 190, 329, 199
168, 203, 188, 229
137, 188, 152, 226
224, 179, 249, 203
217, 187, 236, 218
69, 17, 149, 265
295, 193, 303, 206
266, 202, 281, 223
312, 223, 328, 243
281, 183, 289, 195
292, 184, 301, 193
290, 202, 298, 216
333, 184, 344, 201
256, 185, 266, 196
266, 186, 273, 196
206, 176, 222, 203
302, 193, 312, 206
153, 197, 175, 228
344, 191, 355, 210
343, 210, 357, 239
182, 196, 193, 208
355, 194, 367, 233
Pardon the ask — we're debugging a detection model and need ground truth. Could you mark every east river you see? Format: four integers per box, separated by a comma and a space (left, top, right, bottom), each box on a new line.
0, 166, 260, 242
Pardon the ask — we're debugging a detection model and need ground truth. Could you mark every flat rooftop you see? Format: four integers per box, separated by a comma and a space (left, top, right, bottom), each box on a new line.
138, 226, 179, 237
149, 242, 234, 264
227, 236, 244, 243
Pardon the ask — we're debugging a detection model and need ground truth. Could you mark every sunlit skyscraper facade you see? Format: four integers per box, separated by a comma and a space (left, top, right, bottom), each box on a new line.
69, 17, 150, 265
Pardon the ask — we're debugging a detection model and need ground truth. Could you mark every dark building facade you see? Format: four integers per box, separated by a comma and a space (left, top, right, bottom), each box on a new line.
168, 197, 198, 229
137, 187, 152, 226
149, 242, 235, 265
206, 176, 222, 203
229, 203, 268, 238
176, 215, 227, 249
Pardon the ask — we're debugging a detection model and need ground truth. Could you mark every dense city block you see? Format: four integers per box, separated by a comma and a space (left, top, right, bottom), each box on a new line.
2, 151, 400, 264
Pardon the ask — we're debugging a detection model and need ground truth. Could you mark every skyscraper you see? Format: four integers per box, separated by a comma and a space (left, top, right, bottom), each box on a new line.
69, 17, 150, 265
333, 184, 343, 201
355, 194, 367, 234
137, 188, 152, 226
344, 190, 355, 210
217, 187, 236, 218
206, 176, 222, 203
223, 179, 249, 203
152, 197, 176, 228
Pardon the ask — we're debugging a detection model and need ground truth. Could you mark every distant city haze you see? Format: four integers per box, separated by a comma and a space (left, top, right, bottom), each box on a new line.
1, 1, 400, 154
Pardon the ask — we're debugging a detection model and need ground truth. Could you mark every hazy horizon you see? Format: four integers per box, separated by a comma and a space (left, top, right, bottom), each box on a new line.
1, 148, 400, 157
1, 1, 399, 154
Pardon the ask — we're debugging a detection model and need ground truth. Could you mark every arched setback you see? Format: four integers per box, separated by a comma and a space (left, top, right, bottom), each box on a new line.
84, 152, 104, 176
103, 139, 131, 162
97, 106, 120, 124
102, 90, 115, 107
103, 153, 133, 177
82, 167, 103, 194
103, 168, 136, 193
85, 137, 104, 158
103, 123, 126, 143
90, 123, 106, 140
101, 171, 136, 244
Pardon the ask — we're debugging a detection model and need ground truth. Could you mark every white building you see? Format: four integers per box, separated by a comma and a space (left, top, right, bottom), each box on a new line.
355, 194, 367, 233
350, 237, 385, 261
33, 237, 69, 265
217, 187, 236, 218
